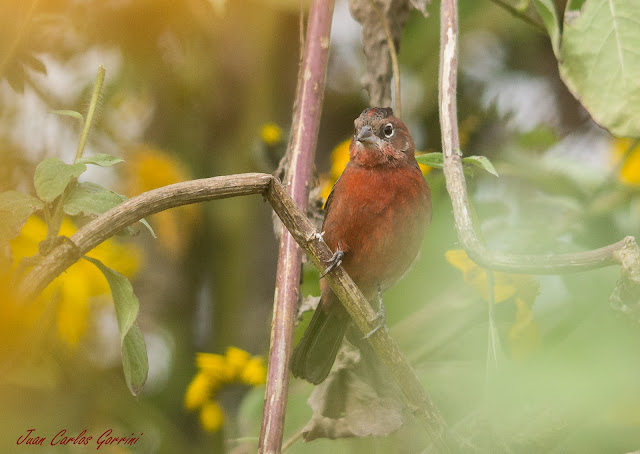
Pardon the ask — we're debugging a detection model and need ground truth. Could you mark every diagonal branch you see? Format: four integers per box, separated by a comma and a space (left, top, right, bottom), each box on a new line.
438, 0, 640, 277
17, 173, 273, 303
16, 171, 451, 451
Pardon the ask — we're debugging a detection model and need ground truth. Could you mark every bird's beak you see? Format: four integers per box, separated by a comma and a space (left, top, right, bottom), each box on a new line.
356, 125, 376, 145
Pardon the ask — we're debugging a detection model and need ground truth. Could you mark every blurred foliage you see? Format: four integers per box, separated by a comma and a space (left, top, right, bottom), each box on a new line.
1, 0, 640, 452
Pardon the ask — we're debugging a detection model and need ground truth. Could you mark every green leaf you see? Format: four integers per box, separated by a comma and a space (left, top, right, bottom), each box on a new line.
533, 0, 561, 56
63, 182, 126, 217
121, 323, 149, 396
76, 154, 124, 167
50, 110, 84, 123
463, 156, 499, 177
415, 152, 444, 168
138, 218, 157, 238
85, 257, 148, 395
33, 158, 86, 203
559, 0, 640, 137
0, 191, 44, 244
63, 182, 156, 237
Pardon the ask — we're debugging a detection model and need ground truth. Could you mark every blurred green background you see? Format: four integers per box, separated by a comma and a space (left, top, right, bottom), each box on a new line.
1, 0, 640, 452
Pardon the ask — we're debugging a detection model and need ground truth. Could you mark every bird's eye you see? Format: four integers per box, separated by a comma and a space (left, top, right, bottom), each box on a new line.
383, 123, 394, 138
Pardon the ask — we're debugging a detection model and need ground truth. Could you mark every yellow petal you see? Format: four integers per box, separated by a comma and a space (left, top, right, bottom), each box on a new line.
185, 372, 213, 410
124, 145, 201, 259
56, 278, 91, 348
260, 123, 283, 146
196, 352, 233, 382
240, 357, 267, 386
199, 401, 225, 432
9, 215, 47, 262
612, 138, 640, 186
225, 346, 250, 379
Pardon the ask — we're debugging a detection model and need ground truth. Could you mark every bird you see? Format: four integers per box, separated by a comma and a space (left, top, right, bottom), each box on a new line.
290, 107, 432, 384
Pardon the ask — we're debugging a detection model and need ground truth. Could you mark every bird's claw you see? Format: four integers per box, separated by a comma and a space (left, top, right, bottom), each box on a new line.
308, 230, 325, 241
363, 284, 387, 339
363, 305, 387, 339
320, 249, 344, 278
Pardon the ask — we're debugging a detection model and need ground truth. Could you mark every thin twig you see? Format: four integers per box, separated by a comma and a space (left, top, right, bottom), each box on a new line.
258, 0, 335, 453
438, 0, 640, 275
366, 0, 401, 116
487, 0, 546, 33
281, 430, 302, 452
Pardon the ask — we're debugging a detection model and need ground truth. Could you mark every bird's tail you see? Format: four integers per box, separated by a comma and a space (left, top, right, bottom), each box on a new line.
290, 299, 349, 385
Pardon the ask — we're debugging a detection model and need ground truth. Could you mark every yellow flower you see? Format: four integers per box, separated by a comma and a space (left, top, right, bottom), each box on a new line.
611, 138, 640, 186
320, 139, 351, 203
445, 249, 538, 304
446, 249, 541, 358
10, 216, 142, 347
320, 138, 432, 203
200, 401, 225, 432
240, 357, 267, 386
124, 145, 201, 260
185, 372, 213, 410
260, 123, 283, 147
196, 352, 234, 383
225, 346, 250, 378
186, 346, 267, 432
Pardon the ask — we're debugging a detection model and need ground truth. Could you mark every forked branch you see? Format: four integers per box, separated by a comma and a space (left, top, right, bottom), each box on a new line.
16, 172, 451, 451
438, 0, 640, 278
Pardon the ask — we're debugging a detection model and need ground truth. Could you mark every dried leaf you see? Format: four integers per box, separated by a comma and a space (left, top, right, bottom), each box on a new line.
301, 338, 405, 441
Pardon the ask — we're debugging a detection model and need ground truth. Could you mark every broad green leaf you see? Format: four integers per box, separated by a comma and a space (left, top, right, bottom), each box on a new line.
415, 152, 444, 168
121, 323, 149, 396
559, 0, 640, 137
533, 0, 560, 56
33, 158, 86, 203
76, 154, 124, 167
0, 191, 44, 244
463, 156, 499, 177
63, 182, 126, 217
64, 182, 156, 237
85, 257, 148, 395
50, 110, 84, 123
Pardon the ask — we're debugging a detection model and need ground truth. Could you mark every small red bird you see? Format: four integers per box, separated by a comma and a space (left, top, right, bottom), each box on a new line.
291, 107, 432, 384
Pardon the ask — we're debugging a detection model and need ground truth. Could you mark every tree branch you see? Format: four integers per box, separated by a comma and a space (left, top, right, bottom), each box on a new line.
16, 170, 451, 451
17, 173, 273, 303
259, 0, 335, 452
438, 0, 640, 276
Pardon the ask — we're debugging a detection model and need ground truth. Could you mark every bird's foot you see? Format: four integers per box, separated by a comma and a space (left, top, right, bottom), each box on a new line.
363, 306, 387, 339
308, 230, 325, 241
363, 287, 387, 339
320, 249, 344, 278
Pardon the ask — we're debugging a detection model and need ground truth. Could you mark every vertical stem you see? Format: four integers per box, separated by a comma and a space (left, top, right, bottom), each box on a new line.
258, 1, 335, 453
438, 0, 460, 160
74, 65, 105, 163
